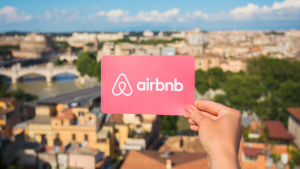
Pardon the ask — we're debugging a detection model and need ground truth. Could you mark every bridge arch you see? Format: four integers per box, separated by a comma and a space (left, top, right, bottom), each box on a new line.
0, 64, 80, 84
18, 72, 48, 79
52, 70, 80, 78
0, 71, 13, 79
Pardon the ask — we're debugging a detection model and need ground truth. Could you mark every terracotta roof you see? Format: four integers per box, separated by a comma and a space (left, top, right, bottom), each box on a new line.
243, 148, 263, 157
0, 98, 15, 102
287, 107, 300, 122
251, 47, 261, 52
53, 108, 75, 120
263, 121, 294, 140
0, 108, 14, 115
108, 114, 123, 123
121, 150, 208, 169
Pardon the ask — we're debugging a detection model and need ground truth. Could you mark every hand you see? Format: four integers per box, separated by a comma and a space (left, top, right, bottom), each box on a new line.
184, 100, 243, 169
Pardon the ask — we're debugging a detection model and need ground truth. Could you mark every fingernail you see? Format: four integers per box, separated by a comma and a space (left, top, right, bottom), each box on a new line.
185, 112, 190, 117
184, 105, 194, 114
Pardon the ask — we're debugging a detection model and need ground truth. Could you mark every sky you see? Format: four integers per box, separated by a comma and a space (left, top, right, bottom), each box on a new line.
0, 0, 300, 32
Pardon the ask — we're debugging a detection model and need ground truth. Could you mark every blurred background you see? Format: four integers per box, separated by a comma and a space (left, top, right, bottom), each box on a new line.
0, 0, 300, 169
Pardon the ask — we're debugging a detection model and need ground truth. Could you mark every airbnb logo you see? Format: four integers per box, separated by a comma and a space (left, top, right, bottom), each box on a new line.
137, 78, 183, 92
112, 74, 184, 96
112, 74, 133, 96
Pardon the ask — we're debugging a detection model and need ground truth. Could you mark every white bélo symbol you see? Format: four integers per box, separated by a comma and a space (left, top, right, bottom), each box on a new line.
112, 74, 133, 96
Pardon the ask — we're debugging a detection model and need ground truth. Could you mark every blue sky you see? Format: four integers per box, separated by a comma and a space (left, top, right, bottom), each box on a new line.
0, 0, 300, 32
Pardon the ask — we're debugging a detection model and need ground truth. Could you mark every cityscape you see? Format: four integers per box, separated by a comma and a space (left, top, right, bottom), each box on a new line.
1, 0, 300, 169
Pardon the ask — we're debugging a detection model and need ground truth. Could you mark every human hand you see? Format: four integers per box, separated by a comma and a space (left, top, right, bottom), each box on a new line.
184, 100, 243, 169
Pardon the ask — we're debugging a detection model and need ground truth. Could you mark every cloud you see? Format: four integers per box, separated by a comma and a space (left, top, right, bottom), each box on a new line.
94, 8, 180, 23
212, 0, 300, 21
0, 6, 32, 23
229, 3, 260, 20
42, 8, 84, 23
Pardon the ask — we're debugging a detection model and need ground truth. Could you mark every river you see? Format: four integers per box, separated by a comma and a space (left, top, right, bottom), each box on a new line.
6, 74, 85, 100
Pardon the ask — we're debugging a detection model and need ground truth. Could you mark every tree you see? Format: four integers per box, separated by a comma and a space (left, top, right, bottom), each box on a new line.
8, 88, 38, 102
195, 69, 208, 94
207, 67, 227, 90
76, 51, 101, 81
160, 115, 179, 135
211, 57, 300, 125
54, 59, 63, 66
0, 79, 9, 97
213, 75, 265, 112
0, 79, 38, 102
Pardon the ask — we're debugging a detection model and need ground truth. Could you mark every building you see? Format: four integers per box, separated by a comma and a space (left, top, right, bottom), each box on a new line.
178, 27, 205, 56
12, 33, 54, 58
159, 136, 205, 153
194, 55, 221, 71
263, 121, 294, 144
67, 32, 125, 47
220, 58, 247, 72
24, 86, 115, 157
58, 143, 105, 169
0, 98, 21, 135
161, 47, 176, 55
239, 120, 295, 169
287, 107, 300, 148
121, 150, 208, 169
143, 30, 154, 37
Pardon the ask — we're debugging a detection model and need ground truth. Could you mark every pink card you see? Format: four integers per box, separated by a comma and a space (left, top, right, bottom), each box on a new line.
101, 55, 195, 115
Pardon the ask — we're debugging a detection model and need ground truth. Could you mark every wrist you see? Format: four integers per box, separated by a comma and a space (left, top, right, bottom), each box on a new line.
209, 150, 239, 169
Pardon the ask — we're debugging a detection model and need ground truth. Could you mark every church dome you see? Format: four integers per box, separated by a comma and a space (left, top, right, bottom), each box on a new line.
189, 27, 205, 45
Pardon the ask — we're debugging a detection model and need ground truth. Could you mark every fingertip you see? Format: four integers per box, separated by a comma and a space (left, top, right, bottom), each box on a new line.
184, 104, 194, 115
190, 125, 199, 132
183, 115, 189, 118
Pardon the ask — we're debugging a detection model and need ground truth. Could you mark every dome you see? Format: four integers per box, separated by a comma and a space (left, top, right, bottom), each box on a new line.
189, 27, 205, 45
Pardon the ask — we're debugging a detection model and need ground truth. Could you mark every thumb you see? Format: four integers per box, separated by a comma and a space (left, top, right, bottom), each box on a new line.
184, 104, 205, 126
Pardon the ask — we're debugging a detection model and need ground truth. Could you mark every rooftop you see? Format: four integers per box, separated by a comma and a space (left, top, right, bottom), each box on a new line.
121, 150, 208, 169
29, 115, 52, 124
106, 114, 123, 123
243, 148, 264, 157
0, 108, 14, 115
287, 107, 300, 122
53, 108, 75, 120
97, 130, 109, 139
0, 98, 15, 102
263, 121, 294, 140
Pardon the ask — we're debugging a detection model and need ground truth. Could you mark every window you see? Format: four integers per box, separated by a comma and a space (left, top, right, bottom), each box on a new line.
41, 134, 47, 145
244, 155, 257, 162
89, 117, 92, 121
79, 111, 84, 117
85, 134, 88, 141
61, 120, 63, 125
72, 134, 76, 141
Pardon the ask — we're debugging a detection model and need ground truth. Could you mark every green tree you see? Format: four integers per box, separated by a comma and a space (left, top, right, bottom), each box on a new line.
8, 88, 38, 102
54, 59, 63, 66
195, 69, 208, 94
0, 78, 9, 97
160, 115, 179, 135
207, 67, 227, 90
213, 75, 265, 112
76, 51, 101, 81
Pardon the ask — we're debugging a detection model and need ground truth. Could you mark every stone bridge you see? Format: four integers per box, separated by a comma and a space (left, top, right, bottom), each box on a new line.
0, 63, 80, 84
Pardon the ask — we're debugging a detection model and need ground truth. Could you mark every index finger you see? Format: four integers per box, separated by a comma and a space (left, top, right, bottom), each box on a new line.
194, 100, 229, 116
